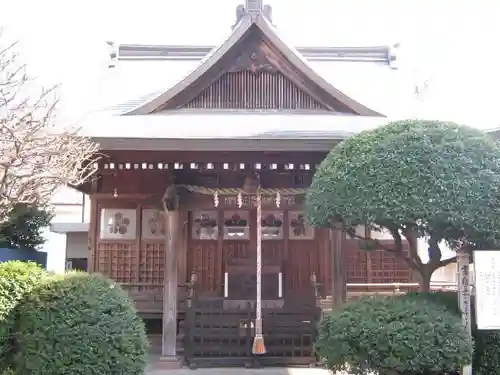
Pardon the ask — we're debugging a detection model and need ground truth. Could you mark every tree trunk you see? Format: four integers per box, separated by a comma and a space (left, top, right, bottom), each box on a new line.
417, 267, 432, 292
420, 274, 431, 292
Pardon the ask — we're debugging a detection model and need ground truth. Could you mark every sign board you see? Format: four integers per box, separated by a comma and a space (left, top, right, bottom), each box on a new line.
474, 250, 500, 330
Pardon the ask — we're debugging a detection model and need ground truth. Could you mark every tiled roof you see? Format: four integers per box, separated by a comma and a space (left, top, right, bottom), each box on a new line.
80, 3, 418, 145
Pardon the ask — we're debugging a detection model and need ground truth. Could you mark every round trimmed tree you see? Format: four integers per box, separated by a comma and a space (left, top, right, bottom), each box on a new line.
316, 295, 473, 374
13, 272, 149, 375
307, 119, 500, 290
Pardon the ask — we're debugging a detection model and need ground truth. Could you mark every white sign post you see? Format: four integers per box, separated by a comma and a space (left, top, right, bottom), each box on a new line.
457, 251, 472, 335
457, 250, 472, 375
473, 250, 500, 330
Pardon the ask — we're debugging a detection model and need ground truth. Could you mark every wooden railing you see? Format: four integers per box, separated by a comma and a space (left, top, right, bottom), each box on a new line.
315, 282, 459, 311
119, 283, 189, 314
346, 281, 458, 297
120, 281, 461, 313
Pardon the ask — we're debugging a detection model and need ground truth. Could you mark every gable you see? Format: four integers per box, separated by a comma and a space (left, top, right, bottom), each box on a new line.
124, 14, 383, 117
169, 31, 331, 112
181, 70, 329, 111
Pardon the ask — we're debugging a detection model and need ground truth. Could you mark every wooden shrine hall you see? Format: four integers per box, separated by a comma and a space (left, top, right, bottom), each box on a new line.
77, 0, 413, 368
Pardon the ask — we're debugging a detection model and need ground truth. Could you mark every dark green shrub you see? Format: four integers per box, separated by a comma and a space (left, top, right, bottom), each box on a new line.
0, 261, 46, 370
405, 291, 460, 315
315, 295, 472, 375
408, 291, 500, 375
13, 272, 149, 375
474, 330, 500, 375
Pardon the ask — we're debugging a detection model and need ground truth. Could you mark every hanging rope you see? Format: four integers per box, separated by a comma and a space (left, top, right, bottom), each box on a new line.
252, 187, 266, 355
179, 184, 307, 196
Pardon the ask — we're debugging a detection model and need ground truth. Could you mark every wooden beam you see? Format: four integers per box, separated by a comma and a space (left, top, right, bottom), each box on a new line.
162, 210, 180, 364
330, 228, 346, 306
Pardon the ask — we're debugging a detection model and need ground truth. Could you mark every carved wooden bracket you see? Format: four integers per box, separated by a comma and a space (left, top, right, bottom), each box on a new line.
162, 185, 180, 212
229, 49, 277, 74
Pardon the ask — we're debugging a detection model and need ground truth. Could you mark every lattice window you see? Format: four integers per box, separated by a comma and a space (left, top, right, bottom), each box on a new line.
96, 243, 137, 283
370, 250, 411, 283
139, 243, 165, 284
346, 240, 368, 283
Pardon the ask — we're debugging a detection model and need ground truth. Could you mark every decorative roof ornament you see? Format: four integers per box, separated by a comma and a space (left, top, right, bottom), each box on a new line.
106, 41, 117, 69
245, 0, 263, 14
233, 2, 272, 28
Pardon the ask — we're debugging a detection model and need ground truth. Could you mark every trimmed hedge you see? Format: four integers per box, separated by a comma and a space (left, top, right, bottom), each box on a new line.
316, 295, 472, 375
13, 272, 149, 375
0, 261, 47, 370
408, 291, 500, 375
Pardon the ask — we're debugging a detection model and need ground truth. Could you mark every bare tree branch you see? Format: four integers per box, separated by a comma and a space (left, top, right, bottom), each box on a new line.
0, 36, 99, 222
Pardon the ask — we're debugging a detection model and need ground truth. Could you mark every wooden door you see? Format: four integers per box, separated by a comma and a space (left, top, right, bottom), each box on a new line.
187, 210, 221, 295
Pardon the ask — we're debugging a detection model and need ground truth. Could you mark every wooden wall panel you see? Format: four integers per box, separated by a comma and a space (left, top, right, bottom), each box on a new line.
187, 241, 220, 294
261, 241, 285, 265
316, 229, 331, 296
287, 238, 320, 294
345, 239, 368, 283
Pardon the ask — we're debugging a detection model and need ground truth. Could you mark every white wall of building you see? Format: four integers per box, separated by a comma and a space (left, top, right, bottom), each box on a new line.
66, 232, 89, 259
42, 186, 90, 273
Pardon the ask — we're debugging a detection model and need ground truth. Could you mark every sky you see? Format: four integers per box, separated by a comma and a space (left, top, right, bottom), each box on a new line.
1, 0, 500, 128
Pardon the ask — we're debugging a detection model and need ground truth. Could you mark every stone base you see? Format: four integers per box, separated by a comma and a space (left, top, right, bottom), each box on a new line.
154, 356, 182, 370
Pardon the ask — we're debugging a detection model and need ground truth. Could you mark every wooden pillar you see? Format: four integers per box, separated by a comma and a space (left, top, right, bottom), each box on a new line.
177, 210, 188, 285
162, 210, 180, 361
330, 228, 346, 306
88, 196, 98, 273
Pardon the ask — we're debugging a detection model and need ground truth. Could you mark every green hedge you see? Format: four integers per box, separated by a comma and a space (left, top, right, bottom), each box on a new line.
316, 295, 472, 375
0, 261, 47, 371
13, 272, 149, 375
407, 291, 500, 375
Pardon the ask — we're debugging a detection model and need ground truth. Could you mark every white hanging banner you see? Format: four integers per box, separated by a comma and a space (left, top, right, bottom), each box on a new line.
474, 250, 500, 330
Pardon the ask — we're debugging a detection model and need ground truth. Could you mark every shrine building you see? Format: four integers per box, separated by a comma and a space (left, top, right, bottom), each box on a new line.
72, 0, 417, 367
